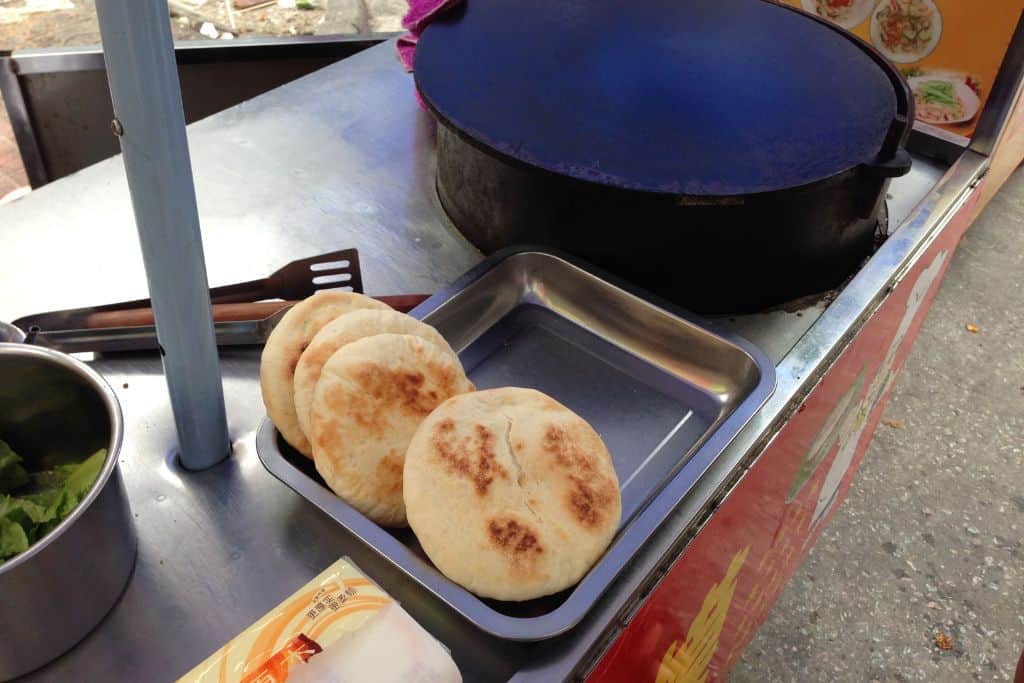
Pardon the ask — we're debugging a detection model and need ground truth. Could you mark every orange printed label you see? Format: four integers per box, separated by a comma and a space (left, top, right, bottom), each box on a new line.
178, 559, 390, 683
240, 634, 322, 683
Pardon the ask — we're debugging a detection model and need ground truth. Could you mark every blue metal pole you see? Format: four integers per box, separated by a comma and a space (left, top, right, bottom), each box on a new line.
95, 0, 230, 470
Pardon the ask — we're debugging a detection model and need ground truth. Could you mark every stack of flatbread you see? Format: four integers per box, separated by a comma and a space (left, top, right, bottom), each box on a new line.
260, 291, 473, 527
260, 291, 622, 601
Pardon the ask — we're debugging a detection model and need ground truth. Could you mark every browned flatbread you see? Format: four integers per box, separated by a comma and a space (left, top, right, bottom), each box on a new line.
259, 291, 390, 457
293, 309, 457, 444
403, 387, 621, 601
310, 334, 474, 526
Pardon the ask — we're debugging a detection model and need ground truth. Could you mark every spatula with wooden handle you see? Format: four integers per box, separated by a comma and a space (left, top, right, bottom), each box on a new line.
84, 296, 431, 328
19, 296, 433, 354
13, 249, 365, 332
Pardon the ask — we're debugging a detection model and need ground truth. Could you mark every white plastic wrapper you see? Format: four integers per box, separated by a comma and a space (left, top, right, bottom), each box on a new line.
179, 558, 460, 683
288, 602, 462, 683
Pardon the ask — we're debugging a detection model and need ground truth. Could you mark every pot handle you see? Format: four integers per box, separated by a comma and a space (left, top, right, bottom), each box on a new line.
864, 148, 913, 179
857, 145, 911, 219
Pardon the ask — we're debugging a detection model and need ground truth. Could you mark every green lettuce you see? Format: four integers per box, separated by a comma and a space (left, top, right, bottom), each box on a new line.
0, 441, 29, 493
0, 442, 106, 564
0, 519, 28, 559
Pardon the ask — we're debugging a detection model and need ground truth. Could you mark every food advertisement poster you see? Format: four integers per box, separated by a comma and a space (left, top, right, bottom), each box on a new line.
784, 0, 1023, 140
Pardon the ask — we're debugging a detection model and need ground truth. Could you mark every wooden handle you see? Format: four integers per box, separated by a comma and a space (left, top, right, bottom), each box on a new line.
84, 294, 431, 328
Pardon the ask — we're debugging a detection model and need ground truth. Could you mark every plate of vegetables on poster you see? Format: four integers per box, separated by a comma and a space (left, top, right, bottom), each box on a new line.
800, 0, 874, 30
870, 0, 942, 63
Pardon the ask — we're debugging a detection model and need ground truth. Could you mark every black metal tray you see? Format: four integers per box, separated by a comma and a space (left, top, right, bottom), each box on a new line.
257, 248, 775, 640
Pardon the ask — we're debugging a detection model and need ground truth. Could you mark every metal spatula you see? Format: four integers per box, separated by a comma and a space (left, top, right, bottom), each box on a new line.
13, 249, 363, 332
202, 248, 362, 304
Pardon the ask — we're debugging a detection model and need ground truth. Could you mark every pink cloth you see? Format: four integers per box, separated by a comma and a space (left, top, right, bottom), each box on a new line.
397, 0, 464, 71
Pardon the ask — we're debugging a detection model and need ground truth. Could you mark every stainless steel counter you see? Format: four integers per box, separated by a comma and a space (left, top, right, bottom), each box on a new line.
0, 41, 980, 682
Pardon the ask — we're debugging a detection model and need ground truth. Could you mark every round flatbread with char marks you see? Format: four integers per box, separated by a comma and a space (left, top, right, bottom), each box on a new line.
260, 291, 391, 458
403, 387, 621, 601
293, 308, 457, 445
310, 333, 474, 527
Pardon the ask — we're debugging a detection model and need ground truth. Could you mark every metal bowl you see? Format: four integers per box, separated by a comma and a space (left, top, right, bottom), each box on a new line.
0, 322, 25, 344
0, 343, 136, 680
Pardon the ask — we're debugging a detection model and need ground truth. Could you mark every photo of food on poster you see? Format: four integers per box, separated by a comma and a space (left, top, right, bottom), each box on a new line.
786, 0, 1022, 140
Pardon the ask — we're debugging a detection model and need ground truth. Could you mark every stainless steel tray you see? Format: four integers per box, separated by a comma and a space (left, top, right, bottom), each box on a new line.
256, 248, 775, 640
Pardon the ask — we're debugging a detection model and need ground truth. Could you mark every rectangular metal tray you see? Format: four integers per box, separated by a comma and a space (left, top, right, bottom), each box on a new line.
257, 248, 775, 640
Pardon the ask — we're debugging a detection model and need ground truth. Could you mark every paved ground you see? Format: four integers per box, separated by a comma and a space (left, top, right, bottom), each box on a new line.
0, 1, 190, 202
0, 104, 27, 201
733, 169, 1024, 681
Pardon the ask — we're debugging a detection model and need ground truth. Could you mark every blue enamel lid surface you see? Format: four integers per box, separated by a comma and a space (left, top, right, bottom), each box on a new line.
416, 0, 900, 195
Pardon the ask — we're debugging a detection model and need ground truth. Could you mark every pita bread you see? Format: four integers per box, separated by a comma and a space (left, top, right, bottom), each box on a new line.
403, 387, 621, 601
260, 291, 390, 457
310, 334, 474, 527
294, 309, 456, 444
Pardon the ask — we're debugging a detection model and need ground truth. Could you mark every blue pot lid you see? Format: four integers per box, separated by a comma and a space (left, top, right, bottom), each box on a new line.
415, 0, 903, 196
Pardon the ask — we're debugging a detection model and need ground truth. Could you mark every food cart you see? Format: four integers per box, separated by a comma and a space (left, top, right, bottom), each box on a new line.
1, 0, 1023, 680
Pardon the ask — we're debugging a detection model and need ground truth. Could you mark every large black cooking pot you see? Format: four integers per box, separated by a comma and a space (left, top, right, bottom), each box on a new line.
415, 0, 913, 313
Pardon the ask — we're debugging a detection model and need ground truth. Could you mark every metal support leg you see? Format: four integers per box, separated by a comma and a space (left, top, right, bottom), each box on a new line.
95, 0, 230, 470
